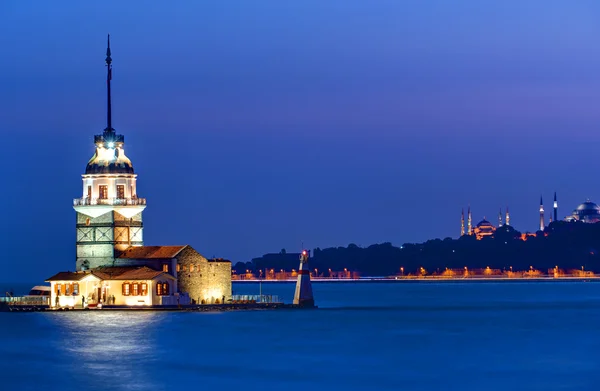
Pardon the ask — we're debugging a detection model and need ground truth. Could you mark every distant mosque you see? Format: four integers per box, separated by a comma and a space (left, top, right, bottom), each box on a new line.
459, 192, 600, 239
460, 206, 509, 240
564, 199, 600, 223
539, 192, 600, 226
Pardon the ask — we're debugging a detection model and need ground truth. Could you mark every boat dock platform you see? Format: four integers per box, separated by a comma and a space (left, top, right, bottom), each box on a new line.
1, 301, 316, 312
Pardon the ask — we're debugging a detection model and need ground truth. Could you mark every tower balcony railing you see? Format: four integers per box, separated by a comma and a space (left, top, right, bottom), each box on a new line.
73, 197, 147, 206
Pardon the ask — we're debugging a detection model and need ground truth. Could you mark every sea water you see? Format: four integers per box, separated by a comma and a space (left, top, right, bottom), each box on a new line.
0, 281, 599, 391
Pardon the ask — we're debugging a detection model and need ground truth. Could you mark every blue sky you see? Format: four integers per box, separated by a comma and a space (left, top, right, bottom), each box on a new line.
1, 1, 600, 281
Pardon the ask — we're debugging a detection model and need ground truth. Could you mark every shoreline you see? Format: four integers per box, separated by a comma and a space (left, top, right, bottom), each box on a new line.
233, 276, 600, 283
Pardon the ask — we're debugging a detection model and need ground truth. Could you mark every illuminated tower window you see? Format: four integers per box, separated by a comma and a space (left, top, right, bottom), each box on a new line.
99, 185, 108, 199
116, 185, 125, 199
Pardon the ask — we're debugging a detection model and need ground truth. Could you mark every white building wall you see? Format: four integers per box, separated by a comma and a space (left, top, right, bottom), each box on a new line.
82, 174, 137, 199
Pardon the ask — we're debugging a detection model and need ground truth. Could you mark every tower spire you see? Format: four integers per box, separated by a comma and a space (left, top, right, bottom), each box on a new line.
467, 205, 472, 235
461, 208, 465, 236
105, 34, 113, 133
554, 191, 558, 222
506, 206, 510, 226
539, 195, 545, 232
498, 207, 503, 227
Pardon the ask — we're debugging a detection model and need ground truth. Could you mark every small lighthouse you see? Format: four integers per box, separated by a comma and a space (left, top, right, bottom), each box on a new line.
293, 250, 315, 307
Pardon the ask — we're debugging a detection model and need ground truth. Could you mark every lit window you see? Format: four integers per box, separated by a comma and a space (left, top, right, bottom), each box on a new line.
99, 185, 108, 199
183, 265, 187, 272
157, 282, 162, 296
163, 282, 169, 295
56, 283, 61, 296
189, 265, 194, 272
141, 283, 148, 296
73, 283, 79, 295
116, 185, 125, 199
87, 186, 92, 199
132, 283, 139, 296
176, 264, 180, 272
162, 264, 169, 272
123, 283, 130, 296
65, 284, 71, 296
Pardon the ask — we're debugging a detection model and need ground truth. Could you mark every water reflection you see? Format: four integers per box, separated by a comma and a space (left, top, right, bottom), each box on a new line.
47, 312, 164, 390
2, 282, 600, 391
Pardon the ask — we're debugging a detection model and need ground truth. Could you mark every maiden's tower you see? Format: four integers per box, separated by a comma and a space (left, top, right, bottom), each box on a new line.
46, 36, 231, 308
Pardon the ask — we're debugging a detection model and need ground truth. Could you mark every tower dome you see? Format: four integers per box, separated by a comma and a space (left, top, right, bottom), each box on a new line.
85, 139, 134, 174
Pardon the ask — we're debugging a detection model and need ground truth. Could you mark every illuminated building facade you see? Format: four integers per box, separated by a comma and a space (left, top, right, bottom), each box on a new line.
47, 37, 231, 308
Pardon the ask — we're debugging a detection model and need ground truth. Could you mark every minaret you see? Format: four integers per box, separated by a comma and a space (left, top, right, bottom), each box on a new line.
73, 35, 146, 271
461, 209, 465, 236
467, 206, 472, 235
554, 192, 558, 222
498, 208, 503, 227
293, 250, 315, 307
506, 207, 510, 226
539, 195, 545, 231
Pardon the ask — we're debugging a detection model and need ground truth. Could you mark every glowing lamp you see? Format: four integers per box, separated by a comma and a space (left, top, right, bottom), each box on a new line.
107, 142, 115, 148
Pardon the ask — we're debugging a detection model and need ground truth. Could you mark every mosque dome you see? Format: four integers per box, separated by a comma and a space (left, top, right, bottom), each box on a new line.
567, 200, 600, 223
473, 218, 495, 240
476, 219, 493, 228
575, 201, 600, 212
85, 145, 134, 174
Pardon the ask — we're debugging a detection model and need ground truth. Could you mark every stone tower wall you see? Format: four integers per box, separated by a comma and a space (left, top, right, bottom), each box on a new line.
207, 261, 232, 303
175, 246, 231, 304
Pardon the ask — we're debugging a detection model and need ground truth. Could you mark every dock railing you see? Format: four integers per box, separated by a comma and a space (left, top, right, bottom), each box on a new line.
0, 296, 50, 306
231, 295, 282, 304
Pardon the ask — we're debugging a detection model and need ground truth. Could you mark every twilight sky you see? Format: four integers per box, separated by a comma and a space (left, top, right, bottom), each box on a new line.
2, 1, 600, 282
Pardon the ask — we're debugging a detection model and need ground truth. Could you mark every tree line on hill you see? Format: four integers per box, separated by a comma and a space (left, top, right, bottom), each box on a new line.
233, 221, 600, 276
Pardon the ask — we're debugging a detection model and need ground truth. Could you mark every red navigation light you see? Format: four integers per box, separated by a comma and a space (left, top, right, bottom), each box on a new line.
302, 250, 307, 256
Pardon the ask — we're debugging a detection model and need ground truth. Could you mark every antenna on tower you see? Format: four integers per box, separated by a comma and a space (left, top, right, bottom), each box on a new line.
105, 34, 113, 133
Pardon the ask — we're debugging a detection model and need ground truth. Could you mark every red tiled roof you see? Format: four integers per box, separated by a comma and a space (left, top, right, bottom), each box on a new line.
91, 267, 137, 280
117, 267, 174, 280
46, 266, 175, 282
118, 245, 187, 259
46, 271, 97, 282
